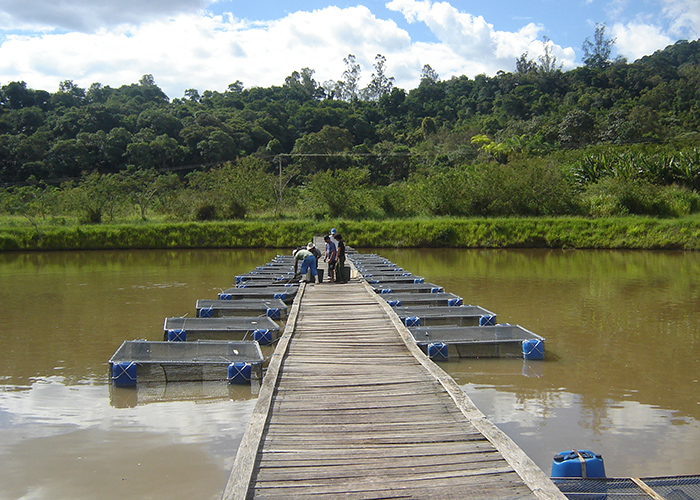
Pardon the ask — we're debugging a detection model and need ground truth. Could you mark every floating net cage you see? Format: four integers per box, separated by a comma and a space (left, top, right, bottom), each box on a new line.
554, 475, 700, 500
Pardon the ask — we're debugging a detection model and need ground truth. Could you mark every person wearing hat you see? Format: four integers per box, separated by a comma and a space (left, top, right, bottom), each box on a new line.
293, 246, 319, 283
307, 242, 323, 281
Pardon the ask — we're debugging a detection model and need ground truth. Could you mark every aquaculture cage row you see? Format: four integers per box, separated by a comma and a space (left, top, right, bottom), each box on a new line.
350, 253, 546, 361
109, 254, 300, 388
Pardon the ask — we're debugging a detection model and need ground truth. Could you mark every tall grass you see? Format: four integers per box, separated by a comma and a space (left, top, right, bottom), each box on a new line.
2, 217, 700, 251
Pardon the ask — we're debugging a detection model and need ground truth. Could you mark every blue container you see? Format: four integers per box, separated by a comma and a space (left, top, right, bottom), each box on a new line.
219, 293, 233, 300
448, 297, 463, 307
112, 362, 137, 387
235, 276, 244, 284
414, 278, 424, 283
273, 292, 287, 300
198, 306, 214, 318
405, 316, 421, 327
228, 362, 252, 384
479, 315, 496, 326
551, 450, 605, 478
430, 287, 443, 293
253, 329, 273, 346
427, 342, 448, 361
266, 308, 282, 320
522, 339, 545, 360
387, 300, 401, 307
379, 288, 393, 294
167, 329, 186, 342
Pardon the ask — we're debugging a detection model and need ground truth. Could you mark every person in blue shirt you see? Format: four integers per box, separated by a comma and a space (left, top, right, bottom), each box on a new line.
293, 247, 318, 283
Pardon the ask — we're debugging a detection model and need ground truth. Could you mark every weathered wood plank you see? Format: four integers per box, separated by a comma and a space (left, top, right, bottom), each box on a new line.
223, 274, 566, 500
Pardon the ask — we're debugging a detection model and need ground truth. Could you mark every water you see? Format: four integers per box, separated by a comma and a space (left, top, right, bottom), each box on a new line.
375, 248, 700, 478
0, 248, 698, 499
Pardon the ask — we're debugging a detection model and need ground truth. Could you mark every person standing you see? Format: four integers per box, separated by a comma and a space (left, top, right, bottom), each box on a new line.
293, 247, 318, 283
323, 234, 337, 282
333, 233, 347, 283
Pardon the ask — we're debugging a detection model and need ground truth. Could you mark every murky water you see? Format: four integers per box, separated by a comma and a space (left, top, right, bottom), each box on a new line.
375, 248, 700, 478
0, 248, 698, 499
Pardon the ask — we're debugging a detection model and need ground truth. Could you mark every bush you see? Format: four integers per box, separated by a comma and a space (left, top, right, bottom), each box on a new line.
579, 177, 700, 217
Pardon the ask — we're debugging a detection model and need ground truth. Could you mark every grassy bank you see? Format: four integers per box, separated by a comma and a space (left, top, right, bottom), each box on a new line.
2, 216, 700, 251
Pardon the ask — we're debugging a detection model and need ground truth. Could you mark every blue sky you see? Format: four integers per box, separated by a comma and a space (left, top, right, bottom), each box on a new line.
0, 0, 698, 98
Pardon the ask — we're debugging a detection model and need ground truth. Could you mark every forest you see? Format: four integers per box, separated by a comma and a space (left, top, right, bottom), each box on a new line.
2, 33, 700, 225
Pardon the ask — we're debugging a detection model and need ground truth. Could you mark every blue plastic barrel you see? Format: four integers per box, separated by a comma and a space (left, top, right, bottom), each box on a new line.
479, 315, 496, 326
198, 306, 214, 318
379, 289, 393, 294
522, 339, 545, 360
448, 297, 463, 307
427, 342, 448, 361
273, 292, 287, 300
387, 300, 401, 307
228, 362, 252, 384
405, 316, 421, 327
253, 329, 273, 346
112, 362, 137, 387
167, 329, 186, 341
414, 278, 424, 283
266, 308, 282, 320
431, 287, 443, 293
551, 450, 605, 478
219, 293, 232, 300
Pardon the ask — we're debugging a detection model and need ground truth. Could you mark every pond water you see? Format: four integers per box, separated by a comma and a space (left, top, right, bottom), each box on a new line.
0, 248, 698, 499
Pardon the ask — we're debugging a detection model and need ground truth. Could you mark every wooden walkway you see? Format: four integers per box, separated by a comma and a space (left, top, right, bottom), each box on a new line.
223, 277, 566, 500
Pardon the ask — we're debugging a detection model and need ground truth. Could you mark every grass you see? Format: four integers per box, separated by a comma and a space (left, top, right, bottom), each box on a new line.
2, 216, 700, 251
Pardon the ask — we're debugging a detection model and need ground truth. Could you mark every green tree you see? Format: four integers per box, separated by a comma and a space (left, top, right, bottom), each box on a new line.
582, 23, 615, 69
362, 54, 395, 101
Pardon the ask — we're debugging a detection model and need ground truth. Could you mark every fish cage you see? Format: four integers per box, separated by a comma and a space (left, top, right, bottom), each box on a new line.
163, 316, 280, 343
409, 324, 544, 359
109, 340, 264, 386
553, 475, 700, 500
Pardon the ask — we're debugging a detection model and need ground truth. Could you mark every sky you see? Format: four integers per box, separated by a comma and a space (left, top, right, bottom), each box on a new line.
0, 0, 699, 99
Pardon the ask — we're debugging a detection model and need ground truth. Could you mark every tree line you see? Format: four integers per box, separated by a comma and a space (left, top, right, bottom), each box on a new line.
2, 30, 700, 223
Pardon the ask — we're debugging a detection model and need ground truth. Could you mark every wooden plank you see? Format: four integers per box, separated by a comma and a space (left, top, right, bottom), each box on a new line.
224, 273, 566, 500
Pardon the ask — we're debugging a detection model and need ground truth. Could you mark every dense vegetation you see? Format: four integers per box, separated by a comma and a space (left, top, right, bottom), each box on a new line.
2, 35, 700, 226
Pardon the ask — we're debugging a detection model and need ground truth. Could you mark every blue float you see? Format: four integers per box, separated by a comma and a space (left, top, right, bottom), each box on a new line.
414, 278, 424, 283
219, 293, 233, 300
228, 362, 252, 384
551, 450, 606, 478
379, 289, 393, 294
431, 287, 443, 293
405, 316, 421, 327
167, 329, 186, 342
112, 361, 137, 387
479, 315, 496, 326
522, 339, 545, 360
448, 297, 463, 307
387, 300, 401, 307
427, 342, 448, 361
266, 308, 282, 320
253, 329, 273, 346
273, 292, 287, 300
198, 306, 214, 318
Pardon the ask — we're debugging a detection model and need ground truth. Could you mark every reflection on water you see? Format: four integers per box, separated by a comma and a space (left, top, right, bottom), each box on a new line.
374, 248, 700, 478
0, 248, 699, 497
0, 249, 278, 500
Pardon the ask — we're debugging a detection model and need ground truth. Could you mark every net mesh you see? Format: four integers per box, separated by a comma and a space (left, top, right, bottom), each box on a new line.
554, 475, 700, 500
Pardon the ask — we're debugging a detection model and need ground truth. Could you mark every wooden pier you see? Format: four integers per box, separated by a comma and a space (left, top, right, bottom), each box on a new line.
223, 276, 565, 499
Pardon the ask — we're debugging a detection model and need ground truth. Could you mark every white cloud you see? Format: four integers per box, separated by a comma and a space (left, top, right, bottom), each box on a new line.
0, 7, 412, 97
612, 22, 675, 61
0, 0, 209, 32
661, 0, 700, 38
386, 0, 576, 75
